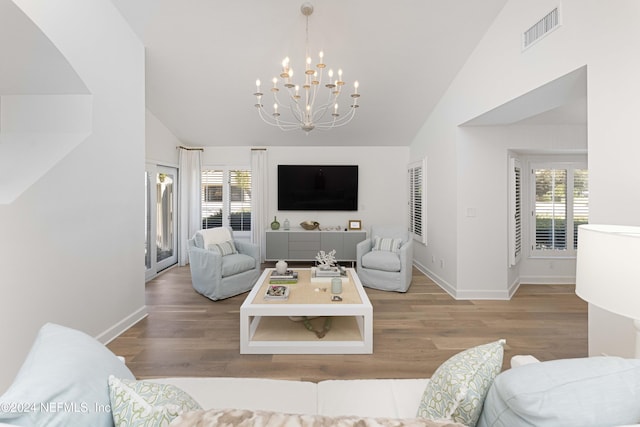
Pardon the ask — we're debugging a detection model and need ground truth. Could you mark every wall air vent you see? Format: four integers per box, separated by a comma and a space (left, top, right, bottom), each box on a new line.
523, 6, 561, 50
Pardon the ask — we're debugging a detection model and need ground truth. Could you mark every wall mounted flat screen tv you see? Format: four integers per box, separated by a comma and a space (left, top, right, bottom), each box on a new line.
278, 165, 358, 211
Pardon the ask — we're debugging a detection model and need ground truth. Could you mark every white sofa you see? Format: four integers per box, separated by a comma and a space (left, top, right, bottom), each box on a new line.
3, 323, 640, 427
151, 376, 429, 418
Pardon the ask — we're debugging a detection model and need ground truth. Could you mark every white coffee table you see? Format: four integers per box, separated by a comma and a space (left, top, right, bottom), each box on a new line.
240, 268, 373, 354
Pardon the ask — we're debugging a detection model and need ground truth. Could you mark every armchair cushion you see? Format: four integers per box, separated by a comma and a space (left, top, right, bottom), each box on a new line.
361, 250, 401, 272
373, 236, 403, 253
195, 227, 232, 249
221, 253, 257, 277
208, 240, 237, 256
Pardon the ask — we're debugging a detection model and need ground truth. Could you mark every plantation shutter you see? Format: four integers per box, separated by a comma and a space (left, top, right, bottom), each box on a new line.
229, 170, 252, 232
572, 169, 589, 249
534, 168, 567, 251
408, 159, 426, 244
509, 157, 522, 266
201, 170, 224, 229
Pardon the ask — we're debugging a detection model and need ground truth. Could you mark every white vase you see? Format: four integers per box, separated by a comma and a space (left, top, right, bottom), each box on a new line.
276, 260, 288, 275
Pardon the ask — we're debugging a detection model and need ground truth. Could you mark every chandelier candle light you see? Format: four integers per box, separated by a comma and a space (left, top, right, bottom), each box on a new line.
253, 2, 360, 133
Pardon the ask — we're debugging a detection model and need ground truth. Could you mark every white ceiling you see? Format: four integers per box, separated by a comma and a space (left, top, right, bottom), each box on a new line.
112, 0, 509, 147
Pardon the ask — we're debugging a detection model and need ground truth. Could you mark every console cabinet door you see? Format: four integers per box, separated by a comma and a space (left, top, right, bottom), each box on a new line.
343, 232, 367, 260
266, 232, 288, 260
320, 232, 344, 259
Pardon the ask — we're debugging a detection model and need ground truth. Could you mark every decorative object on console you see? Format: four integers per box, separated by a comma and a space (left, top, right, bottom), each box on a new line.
300, 220, 320, 230
253, 2, 360, 133
349, 220, 362, 230
575, 224, 640, 357
271, 216, 280, 230
283, 218, 290, 230
275, 259, 289, 275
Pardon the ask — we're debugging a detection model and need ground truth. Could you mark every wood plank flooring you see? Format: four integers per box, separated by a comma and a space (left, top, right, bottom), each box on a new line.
107, 265, 587, 381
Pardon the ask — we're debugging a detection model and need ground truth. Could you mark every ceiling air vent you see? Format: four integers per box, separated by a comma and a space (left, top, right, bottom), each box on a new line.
523, 6, 561, 50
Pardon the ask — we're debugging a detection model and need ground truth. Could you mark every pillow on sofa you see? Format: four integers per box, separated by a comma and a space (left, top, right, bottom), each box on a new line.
0, 322, 134, 427
208, 240, 237, 256
477, 356, 640, 427
373, 236, 403, 253
109, 376, 202, 426
417, 339, 505, 427
169, 408, 467, 427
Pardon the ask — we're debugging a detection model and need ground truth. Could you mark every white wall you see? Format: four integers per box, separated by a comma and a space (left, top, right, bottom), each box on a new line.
200, 146, 409, 234
0, 0, 146, 391
146, 109, 181, 167
410, 0, 640, 356
456, 125, 587, 299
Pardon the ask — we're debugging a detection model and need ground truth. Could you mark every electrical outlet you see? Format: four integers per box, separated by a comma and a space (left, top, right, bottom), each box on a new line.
439, 259, 445, 268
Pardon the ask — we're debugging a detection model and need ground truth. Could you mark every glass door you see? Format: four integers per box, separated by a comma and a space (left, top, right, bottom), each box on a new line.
145, 164, 178, 280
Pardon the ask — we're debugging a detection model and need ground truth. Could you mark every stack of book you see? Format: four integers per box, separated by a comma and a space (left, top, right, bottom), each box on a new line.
314, 266, 342, 277
310, 266, 348, 283
269, 270, 299, 284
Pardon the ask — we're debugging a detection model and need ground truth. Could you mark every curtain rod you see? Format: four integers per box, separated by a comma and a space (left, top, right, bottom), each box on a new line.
251, 147, 267, 151
177, 145, 204, 151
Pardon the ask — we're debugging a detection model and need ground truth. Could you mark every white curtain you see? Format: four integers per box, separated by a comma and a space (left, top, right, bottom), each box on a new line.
251, 148, 268, 262
178, 147, 202, 266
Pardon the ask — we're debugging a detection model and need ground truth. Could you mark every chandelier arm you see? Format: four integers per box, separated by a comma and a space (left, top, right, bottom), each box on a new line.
284, 88, 305, 123
271, 90, 305, 125
313, 105, 357, 129
310, 90, 340, 123
257, 105, 302, 130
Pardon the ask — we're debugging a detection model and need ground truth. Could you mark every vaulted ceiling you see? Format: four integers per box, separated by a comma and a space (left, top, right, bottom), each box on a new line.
112, 0, 509, 147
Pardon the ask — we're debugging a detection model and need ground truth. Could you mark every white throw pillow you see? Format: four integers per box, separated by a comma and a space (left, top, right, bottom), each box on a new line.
373, 236, 403, 253
0, 323, 135, 427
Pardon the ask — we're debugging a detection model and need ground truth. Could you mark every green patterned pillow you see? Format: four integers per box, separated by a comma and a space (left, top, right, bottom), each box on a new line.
417, 339, 505, 427
208, 240, 237, 256
108, 376, 202, 426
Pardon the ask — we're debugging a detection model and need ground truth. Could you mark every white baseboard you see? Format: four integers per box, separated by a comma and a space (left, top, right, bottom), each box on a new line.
96, 306, 148, 345
519, 275, 575, 285
413, 261, 457, 298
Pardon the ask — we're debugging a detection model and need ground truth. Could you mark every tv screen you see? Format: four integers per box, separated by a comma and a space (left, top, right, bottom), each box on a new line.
278, 165, 358, 211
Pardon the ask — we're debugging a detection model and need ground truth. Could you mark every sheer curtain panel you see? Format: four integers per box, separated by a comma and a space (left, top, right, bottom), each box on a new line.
178, 147, 202, 266
251, 148, 267, 262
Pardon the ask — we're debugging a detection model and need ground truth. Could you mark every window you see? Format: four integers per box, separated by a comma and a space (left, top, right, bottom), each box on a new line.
531, 162, 588, 256
408, 159, 426, 244
201, 168, 251, 232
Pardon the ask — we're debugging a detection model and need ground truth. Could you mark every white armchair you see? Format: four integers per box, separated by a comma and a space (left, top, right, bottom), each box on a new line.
187, 227, 261, 301
356, 225, 413, 292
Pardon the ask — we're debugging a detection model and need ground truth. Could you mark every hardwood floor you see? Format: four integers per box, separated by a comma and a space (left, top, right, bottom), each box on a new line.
107, 265, 587, 381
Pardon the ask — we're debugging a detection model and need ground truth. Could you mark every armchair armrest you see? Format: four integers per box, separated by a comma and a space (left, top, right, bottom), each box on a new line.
356, 238, 373, 263
187, 244, 223, 278
235, 240, 260, 264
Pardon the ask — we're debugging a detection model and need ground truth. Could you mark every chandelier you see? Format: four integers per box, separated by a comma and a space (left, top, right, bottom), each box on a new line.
253, 2, 360, 133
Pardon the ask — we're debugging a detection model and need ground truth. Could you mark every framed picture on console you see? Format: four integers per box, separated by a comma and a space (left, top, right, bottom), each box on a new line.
348, 220, 362, 230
